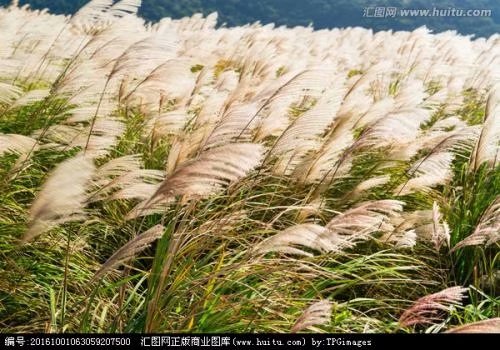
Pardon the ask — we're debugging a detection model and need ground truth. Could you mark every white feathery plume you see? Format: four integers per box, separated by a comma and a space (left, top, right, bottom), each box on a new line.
0, 133, 38, 155
395, 79, 427, 108
131, 143, 264, 216
110, 34, 178, 81
36, 118, 126, 158
255, 224, 332, 257
351, 175, 391, 196
65, 104, 116, 124
395, 152, 454, 195
292, 122, 354, 184
92, 224, 164, 281
399, 287, 468, 327
381, 229, 417, 249
344, 60, 394, 97
144, 109, 191, 141
271, 84, 346, 175
354, 96, 395, 129
325, 199, 403, 237
359, 108, 431, 149
472, 95, 500, 170
94, 154, 143, 179
291, 300, 332, 333
250, 67, 337, 137
10, 89, 50, 108
71, 0, 142, 32
23, 155, 95, 243
73, 0, 114, 19
382, 207, 447, 248
125, 196, 175, 220
0, 82, 22, 104
192, 91, 228, 127
391, 124, 479, 176
252, 103, 291, 141
446, 318, 500, 333
124, 59, 195, 111
71, 0, 114, 27
156, 143, 264, 200
215, 70, 240, 92
109, 0, 142, 18
165, 129, 208, 175
431, 202, 450, 250
452, 197, 500, 251
97, 169, 164, 201
392, 209, 453, 245
110, 182, 161, 201
336, 87, 371, 119
90, 154, 164, 201
429, 116, 467, 131
255, 200, 403, 256
201, 102, 259, 150
418, 125, 480, 155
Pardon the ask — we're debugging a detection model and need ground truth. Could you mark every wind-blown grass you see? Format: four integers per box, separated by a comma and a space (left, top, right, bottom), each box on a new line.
0, 0, 498, 334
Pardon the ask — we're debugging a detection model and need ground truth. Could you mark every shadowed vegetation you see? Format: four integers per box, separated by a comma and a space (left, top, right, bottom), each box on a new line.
0, 0, 498, 334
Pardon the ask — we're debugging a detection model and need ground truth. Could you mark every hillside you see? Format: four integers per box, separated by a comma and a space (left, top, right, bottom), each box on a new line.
1, 0, 499, 37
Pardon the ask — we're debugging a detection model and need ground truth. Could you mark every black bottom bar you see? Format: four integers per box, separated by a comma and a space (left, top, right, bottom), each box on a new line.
1, 333, 497, 350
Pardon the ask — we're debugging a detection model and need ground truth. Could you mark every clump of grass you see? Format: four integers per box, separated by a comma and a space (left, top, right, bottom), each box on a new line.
0, 1, 499, 335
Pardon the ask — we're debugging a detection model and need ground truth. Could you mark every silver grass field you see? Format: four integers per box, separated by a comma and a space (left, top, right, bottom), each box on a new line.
0, 0, 498, 333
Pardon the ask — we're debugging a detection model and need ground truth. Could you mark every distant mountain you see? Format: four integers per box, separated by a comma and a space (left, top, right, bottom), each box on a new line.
1, 0, 499, 38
